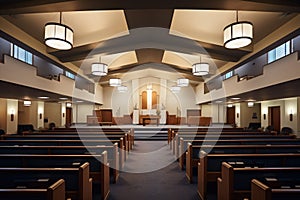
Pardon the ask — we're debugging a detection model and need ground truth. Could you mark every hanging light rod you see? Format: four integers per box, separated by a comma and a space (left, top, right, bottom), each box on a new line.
223, 10, 253, 49
44, 12, 73, 50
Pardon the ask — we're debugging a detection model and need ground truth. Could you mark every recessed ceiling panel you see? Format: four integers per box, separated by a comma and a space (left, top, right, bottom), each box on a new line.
170, 10, 296, 46
4, 10, 129, 47
162, 51, 227, 70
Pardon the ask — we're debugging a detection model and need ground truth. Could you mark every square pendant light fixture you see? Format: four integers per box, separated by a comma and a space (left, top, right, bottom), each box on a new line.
109, 78, 121, 87
177, 78, 189, 87
224, 11, 253, 49
91, 56, 108, 76
44, 12, 73, 50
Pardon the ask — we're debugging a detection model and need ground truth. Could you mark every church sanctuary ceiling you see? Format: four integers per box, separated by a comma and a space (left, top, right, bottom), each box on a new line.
0, 0, 299, 103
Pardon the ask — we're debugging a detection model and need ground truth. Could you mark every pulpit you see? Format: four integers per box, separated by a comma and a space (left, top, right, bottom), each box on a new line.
87, 109, 113, 125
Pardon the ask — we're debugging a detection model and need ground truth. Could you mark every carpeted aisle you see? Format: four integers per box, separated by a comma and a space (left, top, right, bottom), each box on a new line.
108, 141, 200, 200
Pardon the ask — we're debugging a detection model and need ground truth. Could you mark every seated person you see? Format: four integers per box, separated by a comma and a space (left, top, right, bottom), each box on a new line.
49, 122, 56, 130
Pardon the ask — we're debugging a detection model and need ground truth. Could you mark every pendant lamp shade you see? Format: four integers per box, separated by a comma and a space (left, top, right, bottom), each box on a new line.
91, 63, 108, 76
109, 79, 121, 87
171, 86, 181, 93
44, 12, 73, 50
117, 85, 128, 92
192, 63, 209, 76
224, 11, 253, 49
177, 78, 189, 87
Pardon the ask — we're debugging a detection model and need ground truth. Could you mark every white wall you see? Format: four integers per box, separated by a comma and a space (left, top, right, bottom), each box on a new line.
76, 104, 95, 123
6, 99, 18, 134
60, 102, 66, 127
37, 101, 44, 129
101, 76, 199, 118
261, 98, 298, 133
240, 102, 261, 128
44, 102, 61, 128
235, 103, 241, 127
0, 99, 7, 132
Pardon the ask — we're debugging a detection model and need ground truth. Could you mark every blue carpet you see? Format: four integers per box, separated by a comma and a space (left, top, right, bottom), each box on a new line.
108, 141, 202, 200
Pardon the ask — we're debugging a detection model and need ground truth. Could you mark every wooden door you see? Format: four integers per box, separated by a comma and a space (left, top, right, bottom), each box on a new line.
152, 91, 157, 109
142, 91, 147, 109
226, 106, 235, 125
269, 106, 280, 132
66, 107, 72, 126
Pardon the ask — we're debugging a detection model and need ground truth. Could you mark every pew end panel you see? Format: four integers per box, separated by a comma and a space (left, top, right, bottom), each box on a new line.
100, 151, 110, 200
251, 179, 272, 200
218, 162, 234, 200
47, 179, 66, 200
79, 162, 91, 200
178, 139, 187, 170
198, 152, 208, 200
185, 143, 193, 183
112, 143, 120, 183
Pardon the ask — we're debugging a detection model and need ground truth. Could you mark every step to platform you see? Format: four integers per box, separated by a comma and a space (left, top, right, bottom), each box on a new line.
134, 127, 168, 141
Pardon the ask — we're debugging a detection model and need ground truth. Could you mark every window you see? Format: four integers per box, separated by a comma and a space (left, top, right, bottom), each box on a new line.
267, 41, 291, 64
11, 44, 33, 65
65, 71, 75, 80
224, 70, 233, 80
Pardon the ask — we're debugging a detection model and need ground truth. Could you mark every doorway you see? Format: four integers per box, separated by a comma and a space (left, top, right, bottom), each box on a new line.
269, 106, 280, 132
226, 106, 236, 126
66, 107, 72, 127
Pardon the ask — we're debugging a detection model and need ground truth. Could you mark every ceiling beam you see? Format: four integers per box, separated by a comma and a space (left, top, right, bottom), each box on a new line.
0, 0, 300, 14
124, 9, 174, 29
89, 61, 203, 83
49, 27, 248, 63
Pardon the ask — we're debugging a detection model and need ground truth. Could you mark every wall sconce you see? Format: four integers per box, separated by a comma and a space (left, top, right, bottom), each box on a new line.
289, 113, 293, 121
39, 113, 43, 119
236, 113, 239, 118
66, 102, 72, 108
10, 109, 15, 121
62, 113, 65, 118
263, 114, 266, 120
248, 102, 254, 107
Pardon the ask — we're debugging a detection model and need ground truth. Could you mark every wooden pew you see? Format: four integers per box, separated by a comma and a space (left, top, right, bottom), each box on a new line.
174, 134, 297, 157
217, 162, 300, 200
0, 179, 65, 200
178, 137, 300, 169
0, 139, 125, 170
0, 145, 119, 184
251, 179, 300, 200
185, 143, 300, 181
0, 153, 110, 200
34, 128, 135, 149
168, 127, 254, 144
197, 153, 300, 200
0, 162, 92, 200
1, 134, 130, 158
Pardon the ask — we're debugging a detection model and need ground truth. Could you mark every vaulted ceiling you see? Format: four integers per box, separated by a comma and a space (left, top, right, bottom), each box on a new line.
0, 0, 299, 103
1, 0, 299, 84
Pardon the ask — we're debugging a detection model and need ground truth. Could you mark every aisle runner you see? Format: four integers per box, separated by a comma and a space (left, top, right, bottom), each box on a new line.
108, 141, 200, 200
